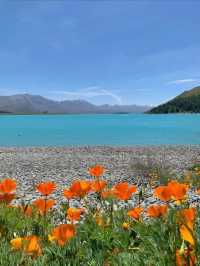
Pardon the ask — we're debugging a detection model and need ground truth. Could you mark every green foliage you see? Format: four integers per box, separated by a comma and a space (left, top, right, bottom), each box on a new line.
2, 169, 200, 265
0, 202, 199, 265
148, 86, 200, 113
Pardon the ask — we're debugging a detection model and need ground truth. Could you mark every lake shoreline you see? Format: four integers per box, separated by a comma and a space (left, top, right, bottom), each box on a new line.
0, 145, 199, 205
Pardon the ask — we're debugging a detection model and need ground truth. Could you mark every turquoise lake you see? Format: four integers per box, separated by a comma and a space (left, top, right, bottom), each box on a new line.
0, 114, 200, 146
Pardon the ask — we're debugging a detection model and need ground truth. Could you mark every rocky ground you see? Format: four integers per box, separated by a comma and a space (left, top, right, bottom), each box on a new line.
0, 146, 200, 206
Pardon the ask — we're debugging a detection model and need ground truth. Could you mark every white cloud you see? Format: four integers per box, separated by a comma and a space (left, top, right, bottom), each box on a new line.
54, 86, 122, 104
0, 88, 27, 95
168, 79, 199, 85
0, 86, 123, 104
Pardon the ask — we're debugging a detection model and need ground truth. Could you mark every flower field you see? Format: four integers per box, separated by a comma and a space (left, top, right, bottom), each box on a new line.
0, 165, 200, 265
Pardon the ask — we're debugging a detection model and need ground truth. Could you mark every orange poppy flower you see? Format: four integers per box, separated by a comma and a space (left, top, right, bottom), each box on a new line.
66, 207, 84, 222
33, 198, 55, 215
154, 185, 172, 201
63, 189, 75, 200
24, 236, 42, 257
147, 205, 168, 218
50, 224, 76, 246
88, 165, 105, 177
128, 207, 143, 220
168, 180, 189, 200
0, 179, 16, 194
180, 222, 195, 246
69, 180, 91, 198
91, 180, 107, 193
101, 189, 114, 199
113, 182, 137, 200
10, 237, 23, 250
178, 208, 196, 246
0, 193, 15, 204
36, 182, 56, 196
154, 181, 189, 201
10, 236, 42, 257
179, 208, 196, 224
176, 248, 196, 266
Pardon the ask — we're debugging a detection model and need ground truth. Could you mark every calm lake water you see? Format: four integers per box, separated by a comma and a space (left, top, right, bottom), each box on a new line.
0, 114, 200, 146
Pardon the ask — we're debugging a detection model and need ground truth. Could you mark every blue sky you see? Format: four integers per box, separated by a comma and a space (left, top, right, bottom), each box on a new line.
0, 1, 200, 106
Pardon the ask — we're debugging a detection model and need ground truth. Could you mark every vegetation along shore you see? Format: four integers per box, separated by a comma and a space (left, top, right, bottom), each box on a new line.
0, 146, 200, 264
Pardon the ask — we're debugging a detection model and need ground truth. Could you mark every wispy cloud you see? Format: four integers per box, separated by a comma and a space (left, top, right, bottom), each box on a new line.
54, 86, 122, 104
168, 78, 199, 85
0, 88, 27, 95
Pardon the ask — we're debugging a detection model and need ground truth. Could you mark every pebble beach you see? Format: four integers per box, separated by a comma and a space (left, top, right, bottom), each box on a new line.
0, 146, 200, 206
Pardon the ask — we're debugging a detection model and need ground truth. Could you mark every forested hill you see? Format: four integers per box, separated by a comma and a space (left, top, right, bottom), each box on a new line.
148, 86, 200, 113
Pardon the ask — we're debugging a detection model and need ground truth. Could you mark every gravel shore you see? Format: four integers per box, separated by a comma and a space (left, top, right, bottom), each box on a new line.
0, 146, 200, 205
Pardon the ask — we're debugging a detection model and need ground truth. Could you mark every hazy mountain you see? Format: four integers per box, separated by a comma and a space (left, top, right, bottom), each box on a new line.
148, 86, 200, 113
0, 94, 151, 114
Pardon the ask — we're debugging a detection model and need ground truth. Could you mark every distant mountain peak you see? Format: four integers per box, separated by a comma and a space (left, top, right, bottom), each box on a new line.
0, 94, 151, 114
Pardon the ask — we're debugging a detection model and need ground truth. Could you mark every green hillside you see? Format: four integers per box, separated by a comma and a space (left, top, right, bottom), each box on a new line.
148, 86, 200, 113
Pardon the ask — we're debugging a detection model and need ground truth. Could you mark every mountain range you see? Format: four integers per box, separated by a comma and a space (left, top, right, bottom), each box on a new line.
149, 86, 200, 113
0, 94, 151, 114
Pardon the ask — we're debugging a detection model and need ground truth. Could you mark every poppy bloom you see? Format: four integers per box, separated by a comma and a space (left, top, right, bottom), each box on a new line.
147, 205, 168, 218
122, 222, 130, 230
88, 165, 105, 177
176, 248, 196, 266
0, 193, 15, 204
69, 180, 91, 198
33, 198, 55, 215
63, 189, 75, 200
36, 182, 56, 196
180, 223, 195, 246
10, 236, 42, 257
66, 207, 84, 222
168, 180, 189, 200
0, 179, 16, 194
113, 182, 137, 200
179, 208, 196, 224
178, 208, 196, 247
10, 237, 23, 250
24, 236, 42, 257
128, 207, 143, 220
154, 185, 172, 201
101, 189, 114, 199
154, 181, 189, 201
91, 180, 107, 193
50, 224, 76, 246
